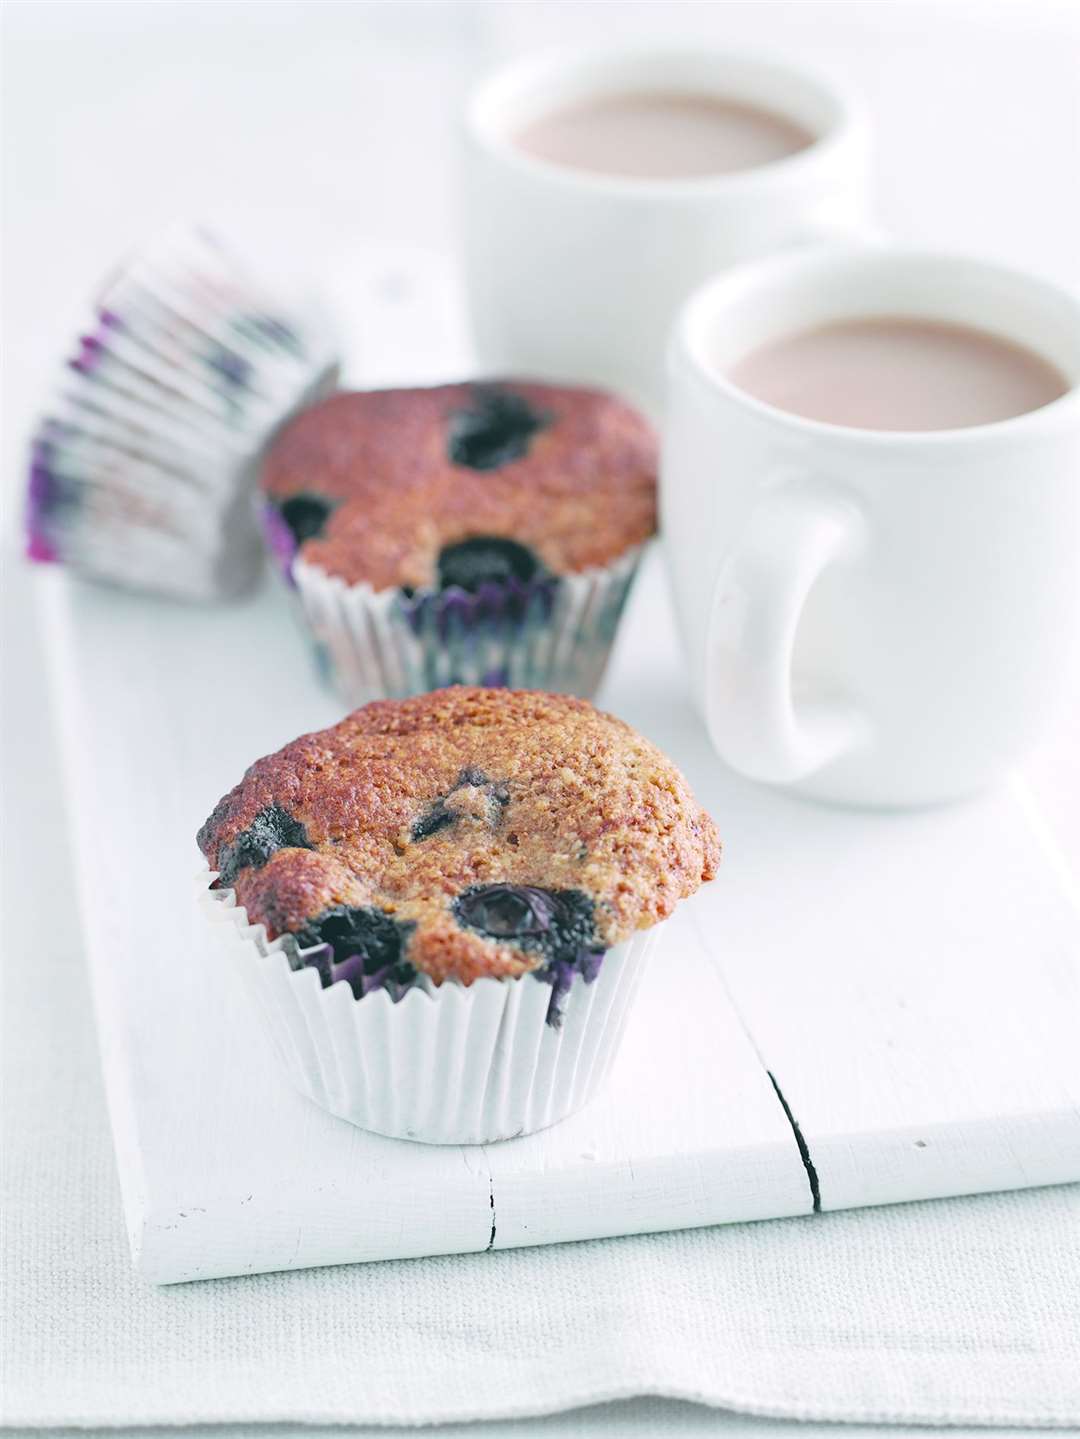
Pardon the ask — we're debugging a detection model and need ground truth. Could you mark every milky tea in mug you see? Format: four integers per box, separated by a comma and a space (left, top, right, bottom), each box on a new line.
464, 50, 869, 409
661, 247, 1080, 807
726, 316, 1069, 431
513, 91, 814, 179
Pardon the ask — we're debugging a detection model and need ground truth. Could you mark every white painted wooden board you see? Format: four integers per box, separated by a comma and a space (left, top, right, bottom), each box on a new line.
40, 250, 1080, 1284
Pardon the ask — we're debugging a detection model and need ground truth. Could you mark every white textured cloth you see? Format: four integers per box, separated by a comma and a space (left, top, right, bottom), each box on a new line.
1, 1416, 1072, 1439
3, 567, 1080, 1430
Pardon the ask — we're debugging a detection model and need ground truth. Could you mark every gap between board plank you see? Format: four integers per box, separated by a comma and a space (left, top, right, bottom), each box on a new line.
689, 906, 825, 1215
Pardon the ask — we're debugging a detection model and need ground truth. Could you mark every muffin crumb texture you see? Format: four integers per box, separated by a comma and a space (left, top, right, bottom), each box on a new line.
261, 382, 657, 590
198, 689, 719, 1004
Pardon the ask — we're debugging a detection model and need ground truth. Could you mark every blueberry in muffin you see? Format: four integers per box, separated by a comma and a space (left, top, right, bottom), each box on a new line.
198, 688, 719, 1025
258, 382, 657, 703
446, 386, 550, 471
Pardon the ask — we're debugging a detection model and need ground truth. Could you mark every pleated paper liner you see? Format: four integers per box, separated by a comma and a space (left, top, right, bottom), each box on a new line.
27, 225, 340, 600
198, 873, 656, 1144
84, 288, 337, 439
40, 398, 233, 478
100, 229, 339, 401
281, 543, 645, 706
29, 470, 260, 594
29, 422, 263, 596
54, 315, 338, 454
33, 424, 236, 526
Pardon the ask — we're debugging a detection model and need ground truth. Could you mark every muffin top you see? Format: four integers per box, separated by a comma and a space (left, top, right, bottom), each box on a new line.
198, 688, 719, 1013
260, 381, 657, 591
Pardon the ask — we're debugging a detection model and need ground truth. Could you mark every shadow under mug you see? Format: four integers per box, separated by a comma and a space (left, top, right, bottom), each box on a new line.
662, 245, 1080, 808
463, 46, 870, 415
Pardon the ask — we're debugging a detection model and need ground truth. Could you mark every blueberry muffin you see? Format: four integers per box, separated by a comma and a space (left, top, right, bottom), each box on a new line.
259, 382, 657, 703
198, 688, 718, 1142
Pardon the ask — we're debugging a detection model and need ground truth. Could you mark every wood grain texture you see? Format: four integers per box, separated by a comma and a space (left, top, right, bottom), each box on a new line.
39, 250, 1080, 1283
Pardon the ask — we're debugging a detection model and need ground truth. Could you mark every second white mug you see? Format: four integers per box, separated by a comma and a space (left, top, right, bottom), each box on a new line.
463, 47, 870, 413
662, 246, 1080, 808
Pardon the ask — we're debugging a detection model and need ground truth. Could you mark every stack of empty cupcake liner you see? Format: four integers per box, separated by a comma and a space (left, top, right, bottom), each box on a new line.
26, 227, 340, 601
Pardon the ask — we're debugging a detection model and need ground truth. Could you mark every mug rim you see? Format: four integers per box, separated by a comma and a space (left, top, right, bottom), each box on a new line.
671, 244, 1080, 446
465, 44, 866, 199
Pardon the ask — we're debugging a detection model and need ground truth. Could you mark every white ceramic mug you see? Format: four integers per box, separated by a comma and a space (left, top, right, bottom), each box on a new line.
662, 246, 1080, 807
463, 47, 869, 413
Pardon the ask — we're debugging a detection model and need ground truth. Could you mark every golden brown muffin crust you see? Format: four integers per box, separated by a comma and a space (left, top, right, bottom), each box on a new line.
198, 688, 719, 985
261, 382, 657, 590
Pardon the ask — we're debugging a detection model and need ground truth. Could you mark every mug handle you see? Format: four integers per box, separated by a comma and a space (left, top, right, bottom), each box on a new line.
704, 484, 869, 784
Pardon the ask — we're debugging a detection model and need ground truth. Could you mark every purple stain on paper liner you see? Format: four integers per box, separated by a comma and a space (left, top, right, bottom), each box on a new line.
284, 888, 604, 1020
262, 493, 338, 583
387, 555, 563, 692
260, 502, 300, 584
26, 529, 58, 563
69, 310, 125, 376
27, 452, 54, 512
399, 573, 559, 643
453, 884, 605, 1026
25, 441, 60, 563
537, 947, 606, 1027
292, 905, 418, 1002
70, 334, 107, 376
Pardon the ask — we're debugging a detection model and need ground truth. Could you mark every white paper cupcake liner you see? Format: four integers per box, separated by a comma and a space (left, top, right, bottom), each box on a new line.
29, 425, 264, 598
26, 225, 340, 601
198, 874, 655, 1144
284, 544, 644, 706
45, 386, 247, 480
96, 228, 340, 429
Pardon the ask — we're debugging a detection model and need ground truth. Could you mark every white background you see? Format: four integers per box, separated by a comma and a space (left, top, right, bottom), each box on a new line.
3, 2, 1079, 1433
